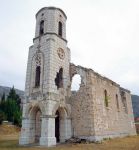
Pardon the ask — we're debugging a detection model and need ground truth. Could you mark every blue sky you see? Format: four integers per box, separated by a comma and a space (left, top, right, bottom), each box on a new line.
0, 0, 139, 95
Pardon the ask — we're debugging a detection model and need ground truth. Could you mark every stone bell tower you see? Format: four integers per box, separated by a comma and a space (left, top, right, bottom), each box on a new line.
19, 7, 72, 146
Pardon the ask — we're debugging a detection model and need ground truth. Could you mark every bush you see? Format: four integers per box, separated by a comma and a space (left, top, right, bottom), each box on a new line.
0, 110, 7, 124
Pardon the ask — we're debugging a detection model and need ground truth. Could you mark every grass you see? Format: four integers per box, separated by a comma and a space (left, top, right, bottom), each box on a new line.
0, 134, 139, 150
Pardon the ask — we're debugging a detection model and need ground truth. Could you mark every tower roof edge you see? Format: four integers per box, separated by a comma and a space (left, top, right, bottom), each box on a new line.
36, 7, 67, 19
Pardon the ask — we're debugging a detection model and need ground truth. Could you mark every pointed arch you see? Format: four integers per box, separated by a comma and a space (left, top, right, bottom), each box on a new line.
52, 103, 71, 118
30, 102, 46, 116
31, 51, 44, 90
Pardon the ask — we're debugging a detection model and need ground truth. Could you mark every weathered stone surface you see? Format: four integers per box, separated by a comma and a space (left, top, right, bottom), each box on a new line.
19, 6, 136, 147
70, 64, 136, 141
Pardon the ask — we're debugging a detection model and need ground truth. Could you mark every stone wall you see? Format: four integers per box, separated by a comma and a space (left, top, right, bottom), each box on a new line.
20, 6, 136, 147
70, 63, 136, 141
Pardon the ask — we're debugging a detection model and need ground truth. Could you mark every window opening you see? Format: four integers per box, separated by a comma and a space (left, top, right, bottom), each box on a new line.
121, 91, 128, 113
35, 66, 41, 87
58, 21, 62, 36
104, 90, 108, 107
55, 68, 63, 89
39, 20, 44, 35
116, 94, 119, 110
55, 110, 60, 142
71, 74, 81, 91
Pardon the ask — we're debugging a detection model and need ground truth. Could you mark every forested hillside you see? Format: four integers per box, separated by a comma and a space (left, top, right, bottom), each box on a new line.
0, 86, 24, 100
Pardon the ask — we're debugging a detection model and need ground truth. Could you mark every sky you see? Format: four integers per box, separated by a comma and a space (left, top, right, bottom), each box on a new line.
0, 0, 139, 95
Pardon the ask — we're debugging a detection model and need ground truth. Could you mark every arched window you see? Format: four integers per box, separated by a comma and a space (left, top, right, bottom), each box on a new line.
59, 68, 63, 88
35, 66, 41, 87
55, 68, 63, 89
39, 20, 44, 35
104, 90, 108, 107
71, 74, 81, 91
121, 91, 128, 113
58, 21, 62, 36
116, 94, 119, 110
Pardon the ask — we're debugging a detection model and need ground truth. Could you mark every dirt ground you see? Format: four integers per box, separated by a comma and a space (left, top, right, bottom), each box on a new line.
0, 124, 20, 135
0, 134, 139, 150
0, 125, 139, 150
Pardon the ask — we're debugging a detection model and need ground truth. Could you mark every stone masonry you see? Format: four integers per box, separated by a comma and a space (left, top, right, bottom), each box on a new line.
19, 7, 136, 147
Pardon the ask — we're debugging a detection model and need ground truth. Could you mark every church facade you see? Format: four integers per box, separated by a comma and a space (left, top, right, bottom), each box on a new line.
19, 7, 136, 147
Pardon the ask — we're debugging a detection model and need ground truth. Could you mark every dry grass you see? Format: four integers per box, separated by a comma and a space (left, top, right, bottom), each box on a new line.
0, 134, 139, 150
0, 125, 20, 135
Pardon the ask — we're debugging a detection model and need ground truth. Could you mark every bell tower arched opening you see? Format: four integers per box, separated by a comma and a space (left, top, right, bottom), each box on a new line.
58, 21, 62, 37
39, 20, 44, 35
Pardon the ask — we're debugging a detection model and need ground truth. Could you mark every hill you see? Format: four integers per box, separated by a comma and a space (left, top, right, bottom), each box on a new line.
0, 85, 24, 100
131, 95, 139, 118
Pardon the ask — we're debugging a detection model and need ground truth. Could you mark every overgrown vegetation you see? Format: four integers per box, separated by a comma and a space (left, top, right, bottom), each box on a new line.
0, 87, 22, 126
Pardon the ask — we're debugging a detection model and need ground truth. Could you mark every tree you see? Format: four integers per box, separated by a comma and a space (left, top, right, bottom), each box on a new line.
1, 93, 5, 102
0, 110, 6, 124
0, 93, 6, 124
7, 86, 21, 109
0, 86, 22, 126
14, 110, 22, 126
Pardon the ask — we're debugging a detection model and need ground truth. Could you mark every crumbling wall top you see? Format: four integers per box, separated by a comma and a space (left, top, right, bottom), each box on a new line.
70, 63, 130, 93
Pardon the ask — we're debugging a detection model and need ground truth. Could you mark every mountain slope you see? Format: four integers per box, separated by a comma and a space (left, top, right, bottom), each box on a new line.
0, 85, 24, 100
131, 95, 139, 118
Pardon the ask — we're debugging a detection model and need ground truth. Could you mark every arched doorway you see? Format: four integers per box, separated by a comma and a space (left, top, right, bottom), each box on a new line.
29, 106, 42, 143
55, 107, 68, 143
55, 110, 60, 142
54, 107, 72, 143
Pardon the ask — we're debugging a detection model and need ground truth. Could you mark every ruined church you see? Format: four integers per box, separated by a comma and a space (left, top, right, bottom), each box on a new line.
19, 7, 136, 146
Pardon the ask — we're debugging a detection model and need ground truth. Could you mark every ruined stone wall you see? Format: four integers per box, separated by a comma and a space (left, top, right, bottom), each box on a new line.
69, 64, 95, 138
20, 6, 136, 146
71, 84, 95, 137
70, 63, 136, 141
